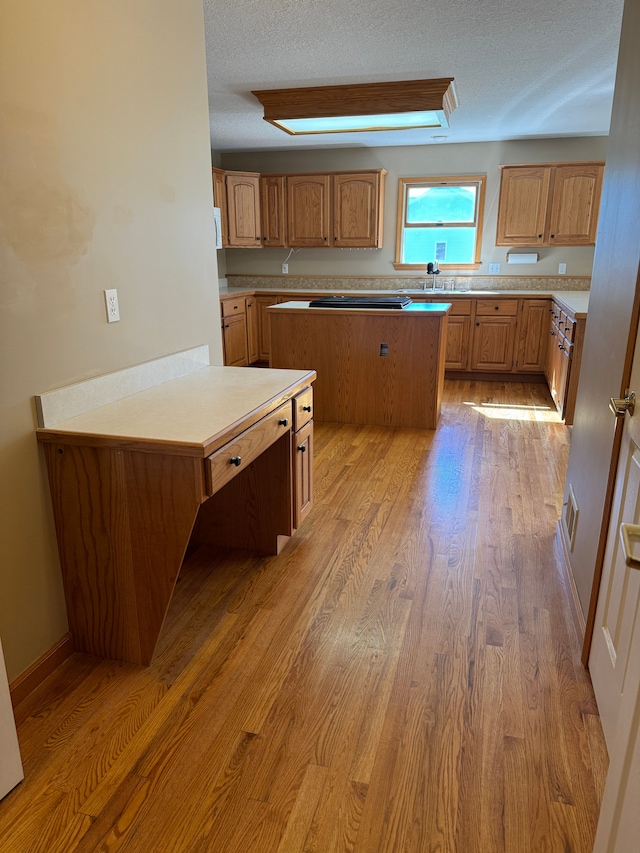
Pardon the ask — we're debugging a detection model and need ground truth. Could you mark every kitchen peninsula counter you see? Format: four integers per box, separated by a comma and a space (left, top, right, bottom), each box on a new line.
268, 300, 450, 430
36, 364, 316, 665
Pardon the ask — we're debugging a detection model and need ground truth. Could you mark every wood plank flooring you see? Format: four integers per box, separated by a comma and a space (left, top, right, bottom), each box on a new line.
0, 380, 608, 852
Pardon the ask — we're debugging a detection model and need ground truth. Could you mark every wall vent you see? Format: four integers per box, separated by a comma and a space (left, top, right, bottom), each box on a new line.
562, 484, 579, 551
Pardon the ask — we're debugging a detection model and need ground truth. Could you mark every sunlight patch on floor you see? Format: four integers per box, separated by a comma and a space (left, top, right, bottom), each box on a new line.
462, 400, 563, 423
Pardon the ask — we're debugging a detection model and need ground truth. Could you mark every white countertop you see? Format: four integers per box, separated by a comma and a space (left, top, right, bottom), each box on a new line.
219, 285, 589, 318
37, 365, 316, 455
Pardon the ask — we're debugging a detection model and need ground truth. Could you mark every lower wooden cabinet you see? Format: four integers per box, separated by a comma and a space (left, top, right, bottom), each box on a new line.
246, 296, 259, 363
444, 299, 472, 370
293, 386, 314, 529
221, 312, 248, 366
516, 299, 551, 372
471, 315, 518, 371
293, 420, 313, 528
257, 295, 279, 361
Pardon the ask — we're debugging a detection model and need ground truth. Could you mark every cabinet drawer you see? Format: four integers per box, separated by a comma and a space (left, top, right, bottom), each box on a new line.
205, 401, 292, 497
293, 387, 313, 431
448, 299, 472, 316
475, 299, 519, 316
559, 313, 576, 342
221, 298, 246, 318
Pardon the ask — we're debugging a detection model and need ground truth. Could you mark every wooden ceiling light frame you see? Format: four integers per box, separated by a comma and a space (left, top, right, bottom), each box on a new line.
252, 78, 458, 135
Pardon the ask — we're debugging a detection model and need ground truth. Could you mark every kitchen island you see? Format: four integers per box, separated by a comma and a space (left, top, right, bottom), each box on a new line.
268, 300, 451, 429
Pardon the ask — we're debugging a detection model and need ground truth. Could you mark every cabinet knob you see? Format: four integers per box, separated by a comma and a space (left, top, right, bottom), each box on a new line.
494, 305, 499, 310
302, 405, 312, 412
278, 418, 289, 427
558, 344, 565, 351
229, 456, 242, 466
538, 234, 543, 238
298, 444, 307, 452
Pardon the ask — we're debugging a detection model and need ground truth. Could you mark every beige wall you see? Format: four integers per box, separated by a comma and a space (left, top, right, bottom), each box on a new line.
0, 0, 222, 680
219, 136, 607, 280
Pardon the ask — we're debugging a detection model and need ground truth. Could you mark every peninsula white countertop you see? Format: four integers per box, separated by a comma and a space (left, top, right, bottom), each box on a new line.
36, 365, 316, 456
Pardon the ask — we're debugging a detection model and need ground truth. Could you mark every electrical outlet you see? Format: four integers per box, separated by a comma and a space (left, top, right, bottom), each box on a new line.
104, 289, 120, 323
282, 263, 289, 274
558, 263, 567, 275
489, 263, 501, 274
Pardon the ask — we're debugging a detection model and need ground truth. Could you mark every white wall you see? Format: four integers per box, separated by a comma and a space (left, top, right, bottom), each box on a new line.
0, 0, 221, 680
219, 136, 608, 280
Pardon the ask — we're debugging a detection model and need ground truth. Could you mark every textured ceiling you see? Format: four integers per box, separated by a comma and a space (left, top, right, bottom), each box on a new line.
203, 0, 625, 154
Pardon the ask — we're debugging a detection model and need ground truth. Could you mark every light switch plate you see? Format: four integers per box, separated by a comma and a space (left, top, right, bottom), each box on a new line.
558, 263, 567, 274
489, 263, 501, 274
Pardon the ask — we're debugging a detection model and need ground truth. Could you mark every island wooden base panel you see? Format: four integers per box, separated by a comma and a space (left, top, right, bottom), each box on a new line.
2, 380, 607, 853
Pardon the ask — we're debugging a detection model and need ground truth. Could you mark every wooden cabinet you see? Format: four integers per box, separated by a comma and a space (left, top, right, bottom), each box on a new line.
443, 299, 472, 370
547, 164, 604, 245
286, 174, 332, 247
218, 169, 386, 249
256, 295, 279, 361
221, 297, 248, 366
332, 172, 385, 247
246, 296, 259, 363
546, 299, 584, 424
496, 162, 604, 246
226, 172, 262, 248
212, 167, 229, 247
260, 175, 287, 247
212, 169, 262, 248
292, 387, 314, 529
470, 300, 519, 372
516, 298, 551, 372
280, 170, 386, 248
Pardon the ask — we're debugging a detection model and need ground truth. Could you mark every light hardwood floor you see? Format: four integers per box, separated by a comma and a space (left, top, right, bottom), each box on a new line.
0, 380, 608, 852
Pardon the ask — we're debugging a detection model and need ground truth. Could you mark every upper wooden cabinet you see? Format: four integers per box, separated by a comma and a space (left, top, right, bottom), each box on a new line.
212, 169, 262, 249
333, 172, 385, 248
218, 168, 386, 250
212, 167, 229, 248
275, 170, 386, 249
260, 175, 287, 248
286, 174, 332, 248
496, 162, 604, 247
226, 172, 262, 248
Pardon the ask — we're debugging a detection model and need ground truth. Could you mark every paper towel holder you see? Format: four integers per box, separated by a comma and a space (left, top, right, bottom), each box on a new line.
506, 252, 539, 264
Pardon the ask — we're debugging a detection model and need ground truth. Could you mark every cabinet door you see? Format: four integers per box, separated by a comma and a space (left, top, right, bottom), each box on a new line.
293, 419, 313, 529
471, 316, 517, 372
260, 175, 287, 247
333, 172, 383, 247
246, 297, 259, 364
287, 175, 331, 247
256, 295, 278, 361
496, 166, 551, 246
445, 315, 471, 370
222, 313, 248, 366
516, 298, 551, 372
212, 168, 229, 247
548, 338, 571, 416
547, 163, 604, 245
226, 173, 262, 248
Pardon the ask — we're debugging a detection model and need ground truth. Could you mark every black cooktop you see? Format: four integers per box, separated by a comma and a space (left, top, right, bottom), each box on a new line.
308, 295, 412, 309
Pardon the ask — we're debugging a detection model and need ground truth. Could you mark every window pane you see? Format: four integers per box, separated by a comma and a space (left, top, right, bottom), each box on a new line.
406, 185, 477, 224
403, 226, 476, 264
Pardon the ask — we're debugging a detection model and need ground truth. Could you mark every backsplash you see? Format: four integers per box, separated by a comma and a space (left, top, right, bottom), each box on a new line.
226, 274, 590, 292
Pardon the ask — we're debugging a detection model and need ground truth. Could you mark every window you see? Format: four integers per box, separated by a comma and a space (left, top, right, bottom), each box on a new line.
394, 175, 486, 270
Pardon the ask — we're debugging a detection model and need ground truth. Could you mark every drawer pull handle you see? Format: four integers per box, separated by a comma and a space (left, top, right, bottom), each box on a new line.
298, 445, 307, 452
278, 418, 289, 427
229, 456, 242, 467
302, 405, 312, 412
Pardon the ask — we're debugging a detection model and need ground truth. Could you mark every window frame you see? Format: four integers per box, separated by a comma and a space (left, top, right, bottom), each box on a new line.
394, 174, 486, 270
